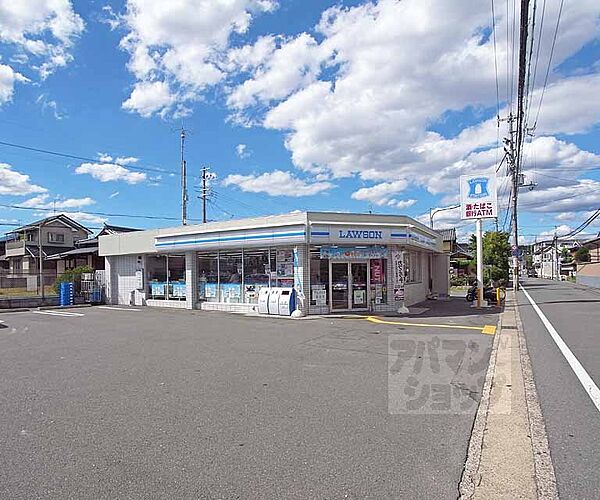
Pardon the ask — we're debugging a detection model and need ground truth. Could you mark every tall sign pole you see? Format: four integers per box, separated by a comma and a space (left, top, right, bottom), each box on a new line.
460, 173, 498, 308
180, 127, 188, 226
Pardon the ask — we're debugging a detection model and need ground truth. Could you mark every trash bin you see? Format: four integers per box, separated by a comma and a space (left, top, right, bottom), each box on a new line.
278, 288, 296, 316
59, 282, 74, 306
258, 288, 271, 314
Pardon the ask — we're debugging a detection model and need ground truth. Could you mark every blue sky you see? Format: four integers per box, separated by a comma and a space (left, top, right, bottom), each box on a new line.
0, 0, 598, 242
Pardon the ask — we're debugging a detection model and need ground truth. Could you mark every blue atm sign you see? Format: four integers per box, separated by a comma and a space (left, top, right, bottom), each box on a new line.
338, 229, 383, 239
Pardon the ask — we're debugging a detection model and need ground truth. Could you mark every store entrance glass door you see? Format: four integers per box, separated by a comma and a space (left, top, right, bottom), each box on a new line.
330, 261, 370, 311
331, 262, 349, 310
351, 262, 368, 309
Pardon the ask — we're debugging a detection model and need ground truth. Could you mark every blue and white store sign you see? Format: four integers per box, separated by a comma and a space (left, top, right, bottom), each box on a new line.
459, 173, 498, 220
155, 225, 306, 251
311, 226, 439, 250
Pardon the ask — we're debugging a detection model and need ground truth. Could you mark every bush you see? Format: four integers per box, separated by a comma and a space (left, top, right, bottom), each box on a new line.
450, 275, 469, 287
54, 265, 93, 294
575, 247, 590, 262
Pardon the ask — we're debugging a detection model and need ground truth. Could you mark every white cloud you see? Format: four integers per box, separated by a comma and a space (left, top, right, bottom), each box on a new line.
0, 0, 84, 79
351, 180, 409, 205
519, 179, 600, 214
218, 0, 600, 220
21, 194, 94, 210
117, 0, 277, 117
227, 33, 325, 109
235, 143, 250, 158
223, 170, 333, 197
75, 162, 147, 184
122, 80, 175, 118
59, 211, 106, 225
387, 199, 417, 210
0, 163, 47, 195
36, 93, 65, 119
0, 64, 28, 105
109, 191, 120, 199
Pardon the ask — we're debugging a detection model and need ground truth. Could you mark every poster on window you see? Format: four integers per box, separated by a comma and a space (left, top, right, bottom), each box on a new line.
276, 249, 294, 277
392, 248, 405, 302
312, 286, 327, 306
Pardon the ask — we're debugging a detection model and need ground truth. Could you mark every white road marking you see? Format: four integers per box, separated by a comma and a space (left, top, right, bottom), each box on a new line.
96, 306, 141, 311
522, 286, 600, 413
32, 310, 84, 317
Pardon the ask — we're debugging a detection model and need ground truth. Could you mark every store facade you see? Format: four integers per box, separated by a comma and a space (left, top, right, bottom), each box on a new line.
99, 212, 449, 315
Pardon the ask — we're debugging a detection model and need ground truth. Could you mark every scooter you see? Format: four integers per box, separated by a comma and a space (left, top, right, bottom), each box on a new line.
465, 284, 501, 303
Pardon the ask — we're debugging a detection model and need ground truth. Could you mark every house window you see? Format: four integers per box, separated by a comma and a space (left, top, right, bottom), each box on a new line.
48, 232, 65, 243
26, 233, 34, 242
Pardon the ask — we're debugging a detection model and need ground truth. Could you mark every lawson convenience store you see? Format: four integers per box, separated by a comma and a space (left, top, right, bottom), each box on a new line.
98, 211, 449, 315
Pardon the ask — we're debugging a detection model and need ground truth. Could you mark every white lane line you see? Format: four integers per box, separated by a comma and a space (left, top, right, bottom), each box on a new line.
96, 306, 141, 311
522, 286, 600, 413
32, 310, 84, 317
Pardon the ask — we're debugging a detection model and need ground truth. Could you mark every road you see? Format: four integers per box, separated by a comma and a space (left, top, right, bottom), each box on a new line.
0, 302, 497, 500
518, 278, 600, 500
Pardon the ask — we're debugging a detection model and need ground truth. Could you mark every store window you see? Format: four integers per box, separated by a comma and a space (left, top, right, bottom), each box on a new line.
167, 255, 186, 299
370, 258, 387, 304
243, 248, 270, 303
147, 255, 167, 299
275, 248, 294, 287
147, 254, 186, 300
198, 252, 218, 302
219, 250, 242, 303
309, 247, 328, 306
405, 251, 422, 283
197, 247, 294, 304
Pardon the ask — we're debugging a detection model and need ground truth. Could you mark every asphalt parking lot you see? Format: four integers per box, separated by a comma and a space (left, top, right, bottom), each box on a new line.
0, 301, 499, 499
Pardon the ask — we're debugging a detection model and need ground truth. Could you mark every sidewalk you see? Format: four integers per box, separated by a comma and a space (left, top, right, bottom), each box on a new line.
459, 290, 558, 499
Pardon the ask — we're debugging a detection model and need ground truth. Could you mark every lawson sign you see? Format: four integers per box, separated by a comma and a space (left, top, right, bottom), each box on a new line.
338, 229, 383, 239
459, 173, 498, 220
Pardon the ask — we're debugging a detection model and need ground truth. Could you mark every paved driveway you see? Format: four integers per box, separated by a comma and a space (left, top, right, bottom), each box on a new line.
0, 302, 498, 499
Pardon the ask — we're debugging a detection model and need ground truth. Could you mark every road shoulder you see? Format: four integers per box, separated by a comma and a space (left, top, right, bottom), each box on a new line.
459, 291, 557, 499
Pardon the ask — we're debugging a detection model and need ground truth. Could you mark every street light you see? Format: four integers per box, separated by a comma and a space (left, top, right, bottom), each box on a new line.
429, 204, 460, 229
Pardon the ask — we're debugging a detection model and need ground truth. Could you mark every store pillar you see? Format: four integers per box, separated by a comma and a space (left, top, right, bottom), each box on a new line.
185, 251, 198, 310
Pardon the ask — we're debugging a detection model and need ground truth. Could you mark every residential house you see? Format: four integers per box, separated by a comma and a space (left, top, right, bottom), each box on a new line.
47, 224, 140, 273
2, 215, 92, 278
576, 235, 600, 289
532, 237, 589, 279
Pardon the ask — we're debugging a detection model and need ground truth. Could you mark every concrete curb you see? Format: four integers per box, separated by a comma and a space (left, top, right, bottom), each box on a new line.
458, 310, 503, 498
514, 293, 559, 499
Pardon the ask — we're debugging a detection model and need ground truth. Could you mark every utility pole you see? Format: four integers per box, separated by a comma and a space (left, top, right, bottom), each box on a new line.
508, 0, 532, 292
200, 166, 211, 224
508, 113, 519, 291
180, 126, 188, 226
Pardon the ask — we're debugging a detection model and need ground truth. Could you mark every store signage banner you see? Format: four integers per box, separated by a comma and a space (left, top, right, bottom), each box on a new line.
320, 246, 388, 260
293, 246, 303, 296
391, 248, 405, 302
459, 173, 498, 220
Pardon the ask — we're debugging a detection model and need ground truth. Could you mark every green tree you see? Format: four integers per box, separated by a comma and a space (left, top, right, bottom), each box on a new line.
575, 247, 590, 262
468, 231, 511, 283
561, 247, 573, 262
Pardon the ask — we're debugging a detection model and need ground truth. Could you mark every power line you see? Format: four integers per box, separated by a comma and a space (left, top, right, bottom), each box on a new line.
531, 0, 564, 131
0, 202, 203, 223
558, 209, 600, 239
491, 0, 501, 117
0, 139, 174, 176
